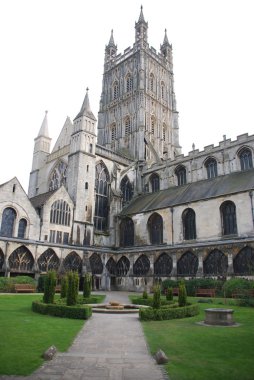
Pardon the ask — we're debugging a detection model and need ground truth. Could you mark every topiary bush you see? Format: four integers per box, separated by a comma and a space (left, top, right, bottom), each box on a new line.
32, 300, 92, 319
43, 271, 57, 304
142, 290, 148, 299
153, 285, 161, 309
60, 274, 68, 299
166, 287, 173, 301
139, 303, 199, 321
83, 273, 92, 298
178, 282, 187, 307
67, 271, 79, 306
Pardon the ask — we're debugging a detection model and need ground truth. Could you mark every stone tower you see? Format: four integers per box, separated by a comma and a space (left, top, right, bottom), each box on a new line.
67, 89, 97, 245
97, 6, 181, 163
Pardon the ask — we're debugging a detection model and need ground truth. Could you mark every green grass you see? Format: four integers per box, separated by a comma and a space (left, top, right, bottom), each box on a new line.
140, 297, 254, 380
0, 294, 86, 375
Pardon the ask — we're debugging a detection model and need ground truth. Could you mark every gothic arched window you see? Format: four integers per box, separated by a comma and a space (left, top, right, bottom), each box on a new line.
205, 157, 218, 179
89, 253, 103, 274
18, 219, 27, 239
150, 73, 154, 92
151, 116, 155, 135
117, 256, 130, 276
126, 74, 133, 92
133, 254, 150, 276
113, 81, 119, 100
94, 162, 110, 231
154, 253, 172, 276
177, 251, 198, 276
163, 123, 166, 142
149, 173, 160, 193
0, 207, 16, 237
120, 176, 133, 205
49, 161, 67, 191
148, 213, 163, 245
120, 217, 134, 247
175, 165, 187, 186
125, 117, 131, 137
239, 147, 253, 171
220, 201, 237, 235
161, 81, 165, 99
8, 246, 34, 272
106, 257, 117, 275
38, 249, 60, 272
50, 200, 71, 226
233, 246, 254, 275
182, 208, 196, 240
63, 252, 82, 273
111, 123, 116, 142
203, 249, 228, 275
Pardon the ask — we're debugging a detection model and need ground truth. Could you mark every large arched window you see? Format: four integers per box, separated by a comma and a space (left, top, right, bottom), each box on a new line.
89, 253, 103, 274
111, 123, 116, 142
0, 207, 16, 237
113, 81, 119, 100
63, 252, 82, 273
50, 200, 71, 226
106, 257, 117, 275
120, 176, 133, 205
161, 81, 165, 100
220, 201, 237, 235
205, 157, 218, 179
49, 161, 67, 191
148, 213, 163, 245
116, 256, 130, 276
126, 74, 133, 92
182, 208, 196, 240
175, 165, 186, 186
177, 251, 198, 276
239, 147, 253, 171
203, 249, 228, 275
125, 117, 131, 137
18, 219, 27, 238
149, 173, 160, 193
154, 253, 172, 276
133, 254, 150, 276
120, 217, 134, 247
38, 249, 60, 272
94, 162, 110, 231
8, 246, 34, 272
233, 246, 254, 275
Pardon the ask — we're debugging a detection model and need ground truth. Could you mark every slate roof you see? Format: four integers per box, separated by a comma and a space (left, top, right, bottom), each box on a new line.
30, 190, 56, 209
120, 169, 254, 216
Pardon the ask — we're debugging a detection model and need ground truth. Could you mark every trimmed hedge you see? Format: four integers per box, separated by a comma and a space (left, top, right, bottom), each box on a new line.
32, 300, 92, 319
162, 278, 225, 297
0, 276, 36, 293
132, 297, 175, 307
139, 303, 199, 321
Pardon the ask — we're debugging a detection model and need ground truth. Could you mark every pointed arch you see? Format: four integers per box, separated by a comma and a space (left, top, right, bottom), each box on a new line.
50, 200, 71, 226
126, 73, 133, 92
204, 157, 218, 179
116, 256, 130, 276
149, 173, 160, 192
175, 165, 186, 186
113, 80, 119, 100
0, 207, 17, 237
150, 73, 154, 92
154, 253, 172, 276
111, 123, 116, 142
17, 218, 27, 239
182, 208, 196, 240
220, 201, 237, 235
148, 213, 163, 245
161, 81, 165, 100
238, 147, 253, 171
94, 161, 110, 231
203, 249, 228, 275
63, 252, 82, 273
133, 254, 150, 276
120, 176, 133, 205
49, 160, 68, 191
120, 217, 134, 247
106, 257, 117, 275
233, 246, 254, 275
8, 246, 34, 272
177, 251, 198, 276
89, 253, 103, 274
125, 116, 131, 137
38, 248, 60, 272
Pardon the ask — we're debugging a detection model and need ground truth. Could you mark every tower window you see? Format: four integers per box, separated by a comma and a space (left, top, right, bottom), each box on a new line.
125, 117, 131, 137
94, 162, 110, 231
85, 182, 88, 189
239, 148, 253, 171
126, 74, 133, 92
111, 124, 116, 141
205, 158, 218, 179
175, 165, 187, 186
150, 73, 154, 92
113, 81, 119, 100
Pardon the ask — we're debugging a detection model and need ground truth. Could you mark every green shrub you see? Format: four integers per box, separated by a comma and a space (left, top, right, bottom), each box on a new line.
222, 278, 254, 298
162, 278, 225, 297
37, 275, 46, 292
32, 300, 92, 319
178, 282, 187, 307
132, 297, 174, 307
0, 276, 36, 293
139, 303, 199, 321
153, 285, 161, 309
43, 271, 57, 304
60, 275, 68, 299
67, 271, 79, 306
142, 290, 148, 299
166, 287, 173, 301
83, 273, 92, 298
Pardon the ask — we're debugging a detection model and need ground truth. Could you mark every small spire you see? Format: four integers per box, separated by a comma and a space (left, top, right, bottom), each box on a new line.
108, 29, 116, 47
163, 29, 170, 45
38, 110, 49, 137
74, 88, 96, 121
138, 5, 145, 22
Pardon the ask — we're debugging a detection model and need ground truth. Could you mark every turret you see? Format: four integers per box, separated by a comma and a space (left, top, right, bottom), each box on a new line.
135, 5, 148, 48
105, 30, 117, 64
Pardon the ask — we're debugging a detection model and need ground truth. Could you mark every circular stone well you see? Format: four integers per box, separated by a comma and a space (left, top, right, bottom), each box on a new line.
204, 308, 236, 326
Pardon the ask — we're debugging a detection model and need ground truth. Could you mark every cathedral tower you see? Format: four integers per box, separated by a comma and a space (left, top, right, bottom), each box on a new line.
97, 6, 181, 163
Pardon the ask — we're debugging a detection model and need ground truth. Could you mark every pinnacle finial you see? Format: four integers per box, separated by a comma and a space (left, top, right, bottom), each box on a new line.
86, 87, 89, 92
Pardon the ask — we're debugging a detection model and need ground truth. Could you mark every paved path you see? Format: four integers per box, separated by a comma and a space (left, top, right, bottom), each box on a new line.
0, 292, 168, 380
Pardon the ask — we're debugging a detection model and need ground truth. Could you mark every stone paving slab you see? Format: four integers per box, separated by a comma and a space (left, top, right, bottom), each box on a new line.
0, 292, 169, 380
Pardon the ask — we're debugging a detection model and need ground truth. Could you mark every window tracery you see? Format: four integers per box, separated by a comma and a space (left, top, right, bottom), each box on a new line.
220, 201, 237, 235
50, 200, 71, 226
38, 248, 60, 272
177, 251, 198, 276
205, 158, 218, 179
94, 162, 110, 231
154, 253, 172, 276
120, 217, 134, 247
133, 254, 150, 276
49, 161, 67, 191
239, 148, 253, 171
149, 173, 160, 192
175, 165, 186, 186
120, 176, 133, 205
0, 207, 16, 237
182, 208, 196, 240
203, 249, 228, 275
8, 246, 34, 272
148, 213, 163, 245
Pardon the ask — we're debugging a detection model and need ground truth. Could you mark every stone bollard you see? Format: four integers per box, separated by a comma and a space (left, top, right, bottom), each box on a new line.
42, 345, 57, 360
154, 349, 169, 364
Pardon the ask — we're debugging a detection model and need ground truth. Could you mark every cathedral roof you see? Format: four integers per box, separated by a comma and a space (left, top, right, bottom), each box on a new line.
30, 190, 56, 209
120, 169, 254, 216
74, 88, 96, 121
37, 111, 49, 138
52, 116, 73, 153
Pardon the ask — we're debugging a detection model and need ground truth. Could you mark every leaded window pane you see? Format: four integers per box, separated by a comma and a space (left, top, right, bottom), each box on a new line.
120, 176, 133, 205
176, 166, 186, 186
106, 257, 117, 275
116, 256, 130, 276
177, 251, 198, 276
239, 148, 253, 171
183, 208, 196, 240
221, 201, 237, 235
150, 173, 160, 192
154, 253, 172, 276
0, 207, 16, 237
120, 217, 134, 247
50, 200, 71, 226
233, 246, 254, 275
206, 158, 218, 179
148, 213, 163, 245
8, 246, 34, 272
203, 249, 228, 275
89, 253, 103, 274
63, 252, 82, 273
94, 162, 110, 231
126, 75, 133, 92
49, 161, 67, 191
18, 219, 27, 238
133, 254, 150, 276
38, 249, 60, 272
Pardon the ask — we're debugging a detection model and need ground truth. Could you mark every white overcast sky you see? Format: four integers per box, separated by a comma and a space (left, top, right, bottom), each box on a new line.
0, 0, 253, 191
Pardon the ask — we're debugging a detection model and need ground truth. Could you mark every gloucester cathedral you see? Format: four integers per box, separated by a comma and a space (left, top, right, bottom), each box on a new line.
0, 7, 254, 290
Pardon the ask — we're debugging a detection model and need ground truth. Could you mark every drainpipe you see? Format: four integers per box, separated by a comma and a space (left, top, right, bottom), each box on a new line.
249, 191, 254, 227
171, 207, 174, 246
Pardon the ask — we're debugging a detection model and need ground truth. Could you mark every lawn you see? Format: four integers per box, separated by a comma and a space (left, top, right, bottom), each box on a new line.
140, 297, 254, 380
0, 294, 103, 375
